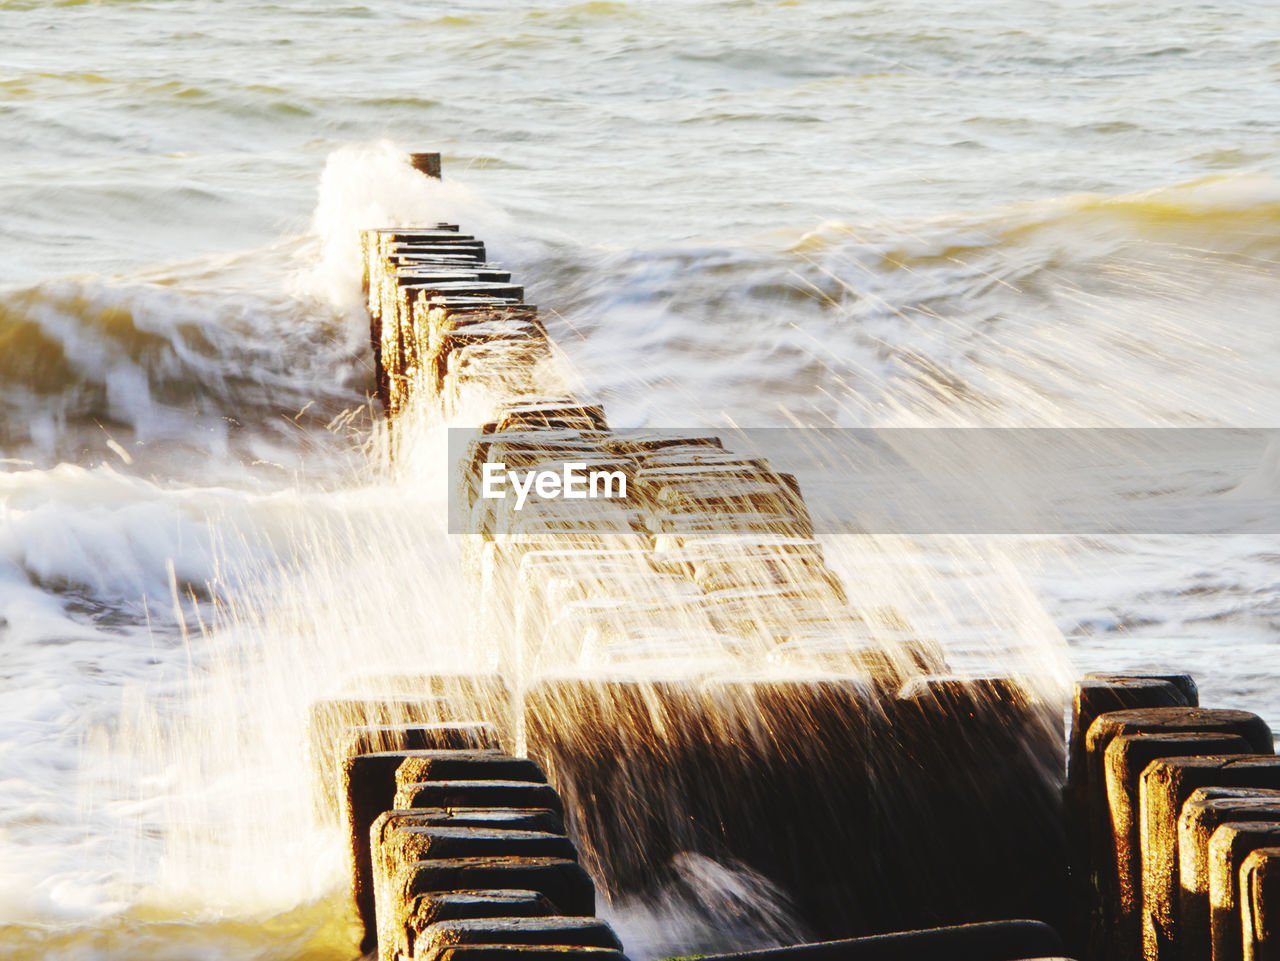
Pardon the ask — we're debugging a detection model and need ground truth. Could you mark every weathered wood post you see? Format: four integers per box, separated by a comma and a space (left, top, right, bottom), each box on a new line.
410, 151, 442, 179
1241, 846, 1280, 961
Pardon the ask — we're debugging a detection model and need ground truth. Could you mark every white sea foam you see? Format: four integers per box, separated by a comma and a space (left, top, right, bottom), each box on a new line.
299, 140, 530, 309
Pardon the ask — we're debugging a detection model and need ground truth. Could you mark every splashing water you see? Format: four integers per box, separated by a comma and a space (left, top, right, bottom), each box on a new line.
1, 129, 1277, 959
4, 0, 1280, 953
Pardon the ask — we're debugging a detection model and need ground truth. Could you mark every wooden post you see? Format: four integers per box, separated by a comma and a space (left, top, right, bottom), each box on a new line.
411, 152, 443, 179
1241, 846, 1280, 961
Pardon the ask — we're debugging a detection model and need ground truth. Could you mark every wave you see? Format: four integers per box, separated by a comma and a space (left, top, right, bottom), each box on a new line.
6, 151, 1276, 461
0, 142, 522, 635
0, 276, 369, 473
797, 174, 1280, 268
528, 173, 1280, 430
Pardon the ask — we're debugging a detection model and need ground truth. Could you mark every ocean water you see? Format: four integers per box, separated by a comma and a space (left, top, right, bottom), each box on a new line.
2, 0, 1280, 957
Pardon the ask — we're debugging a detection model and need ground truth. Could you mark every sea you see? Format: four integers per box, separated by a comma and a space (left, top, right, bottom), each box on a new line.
2, 1, 1279, 958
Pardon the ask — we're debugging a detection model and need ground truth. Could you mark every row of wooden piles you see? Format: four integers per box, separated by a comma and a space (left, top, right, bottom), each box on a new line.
317, 664, 1280, 961
350, 200, 1069, 953
1069, 674, 1280, 961
318, 159, 1280, 961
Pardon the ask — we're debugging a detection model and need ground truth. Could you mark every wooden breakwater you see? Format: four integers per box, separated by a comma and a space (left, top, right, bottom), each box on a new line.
1066, 676, 1280, 961
308, 153, 1280, 961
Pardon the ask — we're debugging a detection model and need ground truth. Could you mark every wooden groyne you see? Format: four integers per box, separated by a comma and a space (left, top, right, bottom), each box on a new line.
1065, 675, 1280, 961
308, 154, 1280, 961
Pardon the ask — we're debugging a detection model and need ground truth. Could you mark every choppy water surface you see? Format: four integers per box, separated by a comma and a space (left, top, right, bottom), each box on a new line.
1, 1, 1279, 957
